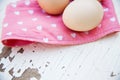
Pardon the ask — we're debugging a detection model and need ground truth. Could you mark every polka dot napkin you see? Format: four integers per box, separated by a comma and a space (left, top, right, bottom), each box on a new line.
1, 0, 120, 47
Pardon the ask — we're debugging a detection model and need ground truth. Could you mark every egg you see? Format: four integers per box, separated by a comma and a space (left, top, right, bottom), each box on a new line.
62, 0, 104, 31
37, 0, 70, 15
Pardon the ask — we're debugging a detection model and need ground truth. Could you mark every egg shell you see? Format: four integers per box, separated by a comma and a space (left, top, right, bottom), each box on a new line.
37, 0, 70, 15
62, 0, 104, 31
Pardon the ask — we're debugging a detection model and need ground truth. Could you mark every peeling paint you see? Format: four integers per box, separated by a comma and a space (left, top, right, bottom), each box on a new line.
110, 72, 117, 77
30, 60, 32, 63
32, 50, 35, 53
0, 46, 12, 59
46, 61, 50, 64
9, 56, 15, 62
9, 68, 14, 76
0, 63, 5, 72
17, 69, 21, 73
17, 48, 24, 54
12, 68, 41, 80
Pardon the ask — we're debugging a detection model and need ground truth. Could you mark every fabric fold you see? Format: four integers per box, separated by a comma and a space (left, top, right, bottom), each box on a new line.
1, 0, 120, 47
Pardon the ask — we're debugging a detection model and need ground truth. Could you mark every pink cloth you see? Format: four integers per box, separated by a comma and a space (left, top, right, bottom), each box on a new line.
1, 0, 120, 47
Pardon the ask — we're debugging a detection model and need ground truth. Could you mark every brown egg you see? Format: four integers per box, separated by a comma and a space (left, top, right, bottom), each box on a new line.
37, 0, 70, 15
62, 0, 104, 31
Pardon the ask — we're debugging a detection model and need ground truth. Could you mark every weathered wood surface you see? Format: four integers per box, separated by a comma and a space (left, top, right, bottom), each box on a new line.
0, 0, 120, 80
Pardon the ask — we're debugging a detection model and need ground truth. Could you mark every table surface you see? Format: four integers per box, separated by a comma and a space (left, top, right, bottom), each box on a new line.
0, 0, 120, 80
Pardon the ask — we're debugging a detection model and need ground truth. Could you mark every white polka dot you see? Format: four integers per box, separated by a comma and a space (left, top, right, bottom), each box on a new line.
6, 32, 12, 36
3, 23, 8, 27
17, 21, 23, 25
98, 24, 102, 28
36, 25, 42, 30
25, 0, 30, 6
32, 18, 38, 21
43, 38, 49, 43
46, 16, 51, 18
28, 10, 34, 14
14, 11, 20, 15
84, 31, 89, 35
110, 17, 116, 22
57, 35, 63, 40
11, 3, 17, 8
51, 24, 57, 27
104, 8, 109, 12
22, 28, 27, 32
71, 33, 76, 38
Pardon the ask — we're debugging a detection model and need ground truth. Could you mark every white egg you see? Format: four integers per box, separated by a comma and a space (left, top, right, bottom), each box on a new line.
62, 0, 104, 31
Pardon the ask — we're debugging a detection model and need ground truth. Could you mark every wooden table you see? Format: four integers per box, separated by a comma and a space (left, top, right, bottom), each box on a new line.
0, 0, 120, 80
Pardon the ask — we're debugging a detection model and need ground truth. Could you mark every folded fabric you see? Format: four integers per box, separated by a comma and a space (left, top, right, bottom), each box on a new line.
1, 0, 120, 47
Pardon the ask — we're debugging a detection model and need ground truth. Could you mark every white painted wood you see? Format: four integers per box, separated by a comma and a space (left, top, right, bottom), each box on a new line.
0, 0, 120, 80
